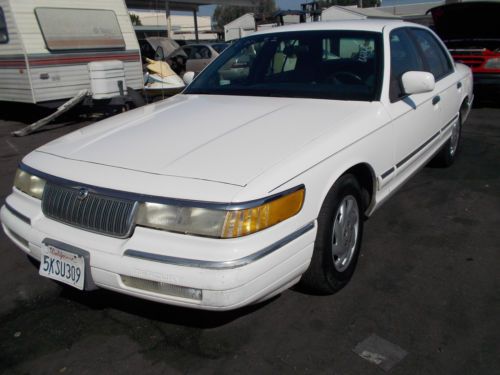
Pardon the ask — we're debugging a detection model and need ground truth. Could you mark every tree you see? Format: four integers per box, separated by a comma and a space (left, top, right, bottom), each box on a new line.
253, 0, 278, 17
129, 13, 142, 26
213, 6, 248, 29
214, 0, 277, 29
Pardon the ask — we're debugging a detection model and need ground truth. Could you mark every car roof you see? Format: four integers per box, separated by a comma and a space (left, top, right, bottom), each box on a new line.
255, 19, 415, 35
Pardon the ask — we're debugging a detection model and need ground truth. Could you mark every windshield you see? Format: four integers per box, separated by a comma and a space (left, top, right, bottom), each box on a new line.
185, 30, 383, 101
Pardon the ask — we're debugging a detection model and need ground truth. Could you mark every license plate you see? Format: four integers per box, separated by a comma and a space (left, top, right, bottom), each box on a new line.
39, 244, 85, 290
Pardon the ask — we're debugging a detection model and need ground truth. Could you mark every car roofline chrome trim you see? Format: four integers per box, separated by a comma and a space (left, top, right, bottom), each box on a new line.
4, 202, 31, 225
124, 221, 315, 270
18, 162, 305, 211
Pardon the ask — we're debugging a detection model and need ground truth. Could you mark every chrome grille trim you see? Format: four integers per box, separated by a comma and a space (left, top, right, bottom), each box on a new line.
42, 183, 138, 238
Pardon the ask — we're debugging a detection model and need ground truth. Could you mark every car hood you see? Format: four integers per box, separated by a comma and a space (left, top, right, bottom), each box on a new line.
429, 2, 500, 48
37, 95, 372, 186
146, 37, 180, 57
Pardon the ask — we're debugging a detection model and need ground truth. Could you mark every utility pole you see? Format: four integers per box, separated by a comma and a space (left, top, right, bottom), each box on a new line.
193, 9, 199, 43
165, 0, 172, 38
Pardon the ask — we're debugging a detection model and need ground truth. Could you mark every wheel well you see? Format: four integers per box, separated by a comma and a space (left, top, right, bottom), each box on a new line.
342, 163, 375, 214
461, 96, 470, 117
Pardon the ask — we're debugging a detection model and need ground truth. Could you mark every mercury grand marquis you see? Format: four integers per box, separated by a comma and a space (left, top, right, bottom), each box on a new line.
1, 20, 473, 310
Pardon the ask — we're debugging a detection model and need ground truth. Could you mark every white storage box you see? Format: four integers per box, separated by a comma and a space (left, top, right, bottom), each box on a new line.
88, 60, 127, 100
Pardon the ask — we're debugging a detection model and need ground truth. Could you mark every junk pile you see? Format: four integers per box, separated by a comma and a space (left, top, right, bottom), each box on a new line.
144, 58, 185, 94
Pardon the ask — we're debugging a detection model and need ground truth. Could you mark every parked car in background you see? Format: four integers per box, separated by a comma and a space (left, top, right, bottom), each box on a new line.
211, 42, 230, 54
166, 43, 219, 75
429, 1, 500, 97
1, 20, 472, 310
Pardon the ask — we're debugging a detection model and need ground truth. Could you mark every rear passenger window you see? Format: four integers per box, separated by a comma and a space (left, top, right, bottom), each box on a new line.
389, 28, 424, 102
410, 29, 453, 81
198, 46, 212, 59
0, 7, 8, 44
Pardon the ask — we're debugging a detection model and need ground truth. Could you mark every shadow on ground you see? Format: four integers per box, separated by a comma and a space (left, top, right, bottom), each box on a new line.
23, 254, 274, 329
60, 286, 277, 329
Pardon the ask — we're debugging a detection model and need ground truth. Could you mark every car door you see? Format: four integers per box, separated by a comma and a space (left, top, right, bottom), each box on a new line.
383, 27, 442, 186
186, 45, 213, 73
408, 28, 459, 134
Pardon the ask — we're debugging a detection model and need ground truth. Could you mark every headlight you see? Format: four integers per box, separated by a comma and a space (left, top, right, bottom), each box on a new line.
484, 57, 500, 69
136, 187, 305, 238
14, 169, 46, 199
136, 203, 227, 238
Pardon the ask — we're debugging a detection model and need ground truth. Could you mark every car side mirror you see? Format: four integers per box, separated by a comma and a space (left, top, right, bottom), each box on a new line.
401, 71, 435, 95
183, 71, 195, 85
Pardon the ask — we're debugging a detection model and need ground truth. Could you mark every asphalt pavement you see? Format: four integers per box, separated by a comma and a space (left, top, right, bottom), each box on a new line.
0, 101, 498, 374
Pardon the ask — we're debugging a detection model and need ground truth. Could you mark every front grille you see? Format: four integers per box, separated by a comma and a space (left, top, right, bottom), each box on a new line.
42, 183, 137, 238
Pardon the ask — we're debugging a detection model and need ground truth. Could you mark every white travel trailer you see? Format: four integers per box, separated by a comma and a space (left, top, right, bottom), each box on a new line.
0, 0, 143, 105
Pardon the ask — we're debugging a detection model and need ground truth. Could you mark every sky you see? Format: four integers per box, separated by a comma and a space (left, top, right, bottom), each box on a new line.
197, 0, 438, 15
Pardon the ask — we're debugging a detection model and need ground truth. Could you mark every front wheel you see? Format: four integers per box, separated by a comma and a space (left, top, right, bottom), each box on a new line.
300, 174, 364, 294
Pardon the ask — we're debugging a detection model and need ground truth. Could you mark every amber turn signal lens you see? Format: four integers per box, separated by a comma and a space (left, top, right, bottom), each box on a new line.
221, 188, 304, 238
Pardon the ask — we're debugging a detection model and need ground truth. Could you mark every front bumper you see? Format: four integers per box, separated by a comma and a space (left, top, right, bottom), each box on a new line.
1, 190, 316, 310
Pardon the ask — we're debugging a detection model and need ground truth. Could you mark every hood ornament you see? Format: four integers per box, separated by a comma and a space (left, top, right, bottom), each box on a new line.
77, 188, 89, 201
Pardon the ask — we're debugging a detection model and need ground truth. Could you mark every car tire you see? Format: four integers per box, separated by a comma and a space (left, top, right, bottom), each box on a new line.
431, 113, 462, 167
300, 174, 364, 294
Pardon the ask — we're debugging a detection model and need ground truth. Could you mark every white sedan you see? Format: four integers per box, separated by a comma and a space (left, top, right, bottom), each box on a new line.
1, 20, 473, 310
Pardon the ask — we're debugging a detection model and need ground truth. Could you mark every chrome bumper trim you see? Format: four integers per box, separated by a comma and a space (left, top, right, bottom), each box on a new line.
124, 221, 315, 270
4, 203, 31, 225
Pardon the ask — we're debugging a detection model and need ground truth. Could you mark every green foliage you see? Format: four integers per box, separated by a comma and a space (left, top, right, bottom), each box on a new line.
214, 0, 277, 29
129, 13, 142, 26
213, 6, 248, 29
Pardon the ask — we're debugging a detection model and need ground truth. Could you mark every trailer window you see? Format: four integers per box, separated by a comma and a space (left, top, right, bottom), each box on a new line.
0, 8, 8, 44
35, 8, 125, 51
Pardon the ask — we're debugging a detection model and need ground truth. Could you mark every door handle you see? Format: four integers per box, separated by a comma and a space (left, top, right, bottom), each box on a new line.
457, 82, 462, 89
432, 96, 441, 105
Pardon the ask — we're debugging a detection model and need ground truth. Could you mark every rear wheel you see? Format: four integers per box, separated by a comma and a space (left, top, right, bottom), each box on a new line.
431, 114, 462, 167
301, 174, 364, 294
